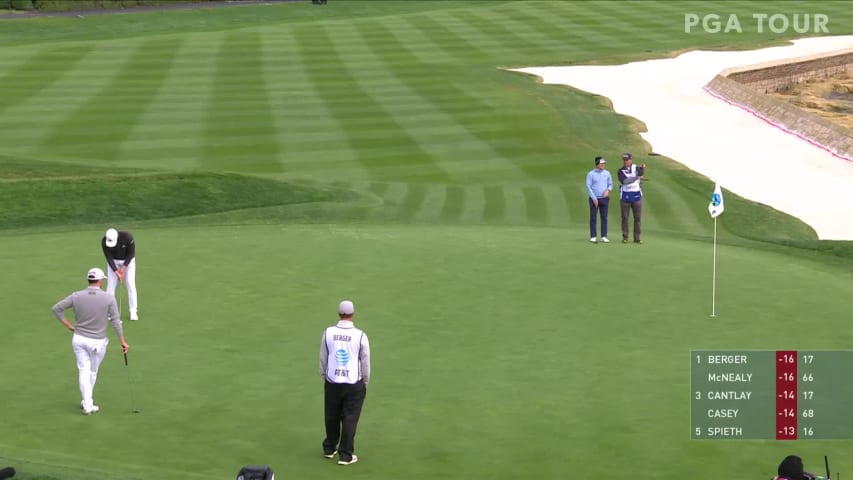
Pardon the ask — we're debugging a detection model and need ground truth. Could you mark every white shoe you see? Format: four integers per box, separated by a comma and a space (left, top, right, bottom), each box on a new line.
601, 237, 610, 243
589, 237, 597, 243
130, 311, 139, 321
83, 405, 100, 415
323, 450, 337, 459
338, 455, 358, 466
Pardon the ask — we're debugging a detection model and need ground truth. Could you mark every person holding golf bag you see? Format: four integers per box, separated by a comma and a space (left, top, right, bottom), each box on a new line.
102, 228, 139, 320
319, 300, 371, 466
51, 268, 129, 415
617, 152, 645, 244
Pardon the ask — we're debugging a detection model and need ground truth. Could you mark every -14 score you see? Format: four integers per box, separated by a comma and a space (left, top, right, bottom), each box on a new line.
778, 390, 815, 399
779, 409, 814, 418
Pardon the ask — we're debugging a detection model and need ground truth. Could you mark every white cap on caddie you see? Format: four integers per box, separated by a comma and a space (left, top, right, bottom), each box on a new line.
338, 300, 355, 315
105, 228, 118, 247
87, 268, 106, 281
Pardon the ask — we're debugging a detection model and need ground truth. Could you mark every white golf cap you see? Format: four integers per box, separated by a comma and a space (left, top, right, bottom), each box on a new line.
338, 300, 355, 315
104, 228, 118, 247
87, 268, 106, 281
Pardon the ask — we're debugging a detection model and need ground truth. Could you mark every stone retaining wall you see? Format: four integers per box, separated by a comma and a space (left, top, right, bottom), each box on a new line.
725, 49, 853, 93
704, 48, 852, 160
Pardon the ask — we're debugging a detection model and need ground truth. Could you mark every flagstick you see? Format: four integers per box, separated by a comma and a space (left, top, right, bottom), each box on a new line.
711, 216, 717, 318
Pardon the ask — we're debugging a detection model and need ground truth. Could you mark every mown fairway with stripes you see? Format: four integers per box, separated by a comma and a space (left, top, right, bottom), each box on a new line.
1, 2, 852, 480
2, 0, 850, 235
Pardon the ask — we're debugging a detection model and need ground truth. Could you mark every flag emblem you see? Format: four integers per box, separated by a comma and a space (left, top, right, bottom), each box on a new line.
708, 183, 725, 218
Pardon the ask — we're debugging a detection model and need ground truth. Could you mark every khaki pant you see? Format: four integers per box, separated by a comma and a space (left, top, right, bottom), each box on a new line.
621, 199, 642, 241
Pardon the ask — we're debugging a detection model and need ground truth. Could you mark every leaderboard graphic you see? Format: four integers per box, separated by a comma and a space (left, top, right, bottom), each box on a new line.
691, 350, 853, 439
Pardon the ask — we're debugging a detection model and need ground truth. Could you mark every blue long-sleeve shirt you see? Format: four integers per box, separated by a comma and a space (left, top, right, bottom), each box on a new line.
586, 168, 613, 200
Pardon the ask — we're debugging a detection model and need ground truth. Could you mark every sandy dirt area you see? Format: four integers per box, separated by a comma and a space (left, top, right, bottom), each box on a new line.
769, 73, 853, 129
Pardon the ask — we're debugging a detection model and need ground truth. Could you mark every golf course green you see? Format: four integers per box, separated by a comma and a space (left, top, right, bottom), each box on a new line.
0, 2, 851, 479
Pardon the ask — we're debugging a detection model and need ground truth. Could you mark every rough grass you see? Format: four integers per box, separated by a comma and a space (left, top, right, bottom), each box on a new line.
0, 155, 150, 179
0, 159, 361, 229
14, 0, 231, 12
769, 73, 853, 128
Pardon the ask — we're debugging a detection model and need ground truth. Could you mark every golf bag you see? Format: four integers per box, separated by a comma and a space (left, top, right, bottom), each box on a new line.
236, 465, 274, 480
775, 455, 818, 480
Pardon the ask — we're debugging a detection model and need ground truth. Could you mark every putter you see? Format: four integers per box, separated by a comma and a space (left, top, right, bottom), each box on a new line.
123, 353, 140, 413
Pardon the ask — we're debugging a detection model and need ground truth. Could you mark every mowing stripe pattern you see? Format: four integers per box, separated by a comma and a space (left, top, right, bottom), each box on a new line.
0, 1, 850, 235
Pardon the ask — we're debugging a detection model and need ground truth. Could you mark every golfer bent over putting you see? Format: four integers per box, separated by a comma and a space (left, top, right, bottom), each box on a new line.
320, 300, 371, 466
102, 228, 139, 320
52, 268, 129, 415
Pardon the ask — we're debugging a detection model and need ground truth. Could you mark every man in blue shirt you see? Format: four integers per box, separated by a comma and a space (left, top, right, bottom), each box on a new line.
585, 156, 613, 243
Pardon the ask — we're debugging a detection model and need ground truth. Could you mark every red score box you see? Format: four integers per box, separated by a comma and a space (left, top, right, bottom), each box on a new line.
776, 350, 798, 440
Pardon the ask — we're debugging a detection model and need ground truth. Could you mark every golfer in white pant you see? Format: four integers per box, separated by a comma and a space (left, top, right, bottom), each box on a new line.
102, 228, 139, 320
52, 268, 129, 415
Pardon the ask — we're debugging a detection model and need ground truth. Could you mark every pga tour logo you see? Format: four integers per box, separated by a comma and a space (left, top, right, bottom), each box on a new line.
685, 13, 829, 34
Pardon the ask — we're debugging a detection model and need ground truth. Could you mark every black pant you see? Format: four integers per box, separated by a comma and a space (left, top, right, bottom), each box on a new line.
621, 199, 642, 241
588, 197, 609, 238
323, 380, 367, 461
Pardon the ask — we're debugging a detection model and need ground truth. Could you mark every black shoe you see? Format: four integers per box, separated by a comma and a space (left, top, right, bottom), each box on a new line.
323, 450, 337, 459
634, 239, 643, 244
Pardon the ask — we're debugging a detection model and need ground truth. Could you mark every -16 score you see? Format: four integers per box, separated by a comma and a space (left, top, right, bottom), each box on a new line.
777, 353, 814, 365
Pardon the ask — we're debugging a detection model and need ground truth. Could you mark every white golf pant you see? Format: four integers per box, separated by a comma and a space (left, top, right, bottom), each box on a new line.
106, 258, 137, 315
72, 333, 108, 410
